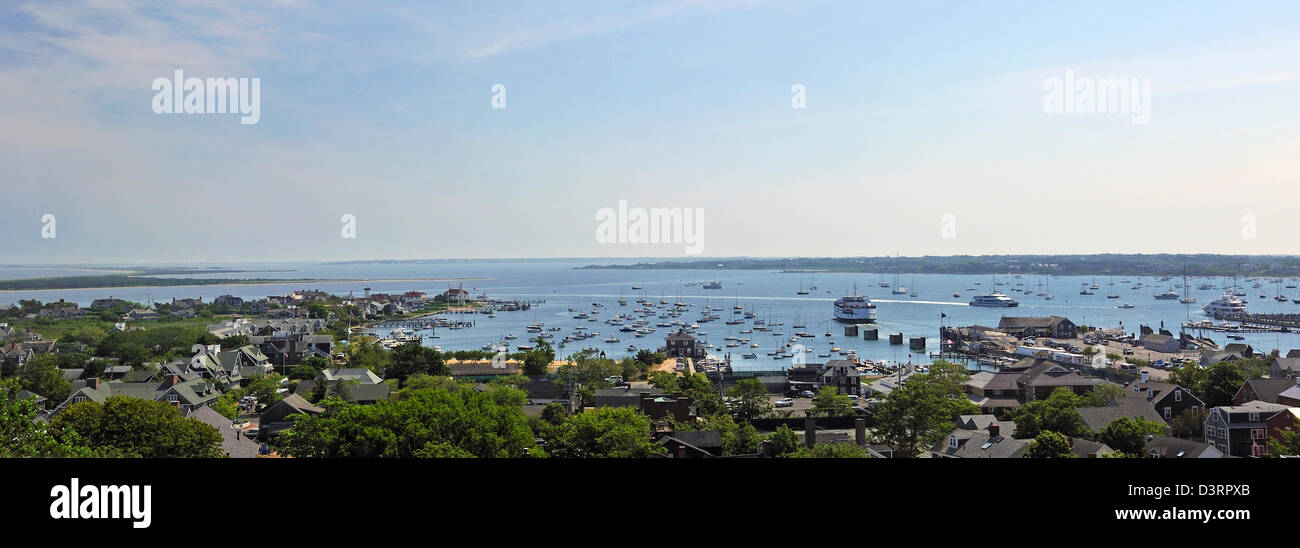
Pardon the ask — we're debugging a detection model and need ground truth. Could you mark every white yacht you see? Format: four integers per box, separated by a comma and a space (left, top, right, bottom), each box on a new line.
969, 292, 1019, 307
1202, 293, 1247, 317
834, 287, 878, 323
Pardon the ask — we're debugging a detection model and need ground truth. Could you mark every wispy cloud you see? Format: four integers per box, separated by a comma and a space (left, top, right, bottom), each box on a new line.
465, 0, 763, 58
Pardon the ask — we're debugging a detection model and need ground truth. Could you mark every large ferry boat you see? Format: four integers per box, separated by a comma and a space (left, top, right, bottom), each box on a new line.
702, 281, 722, 289
1202, 293, 1247, 317
969, 292, 1019, 307
833, 286, 877, 323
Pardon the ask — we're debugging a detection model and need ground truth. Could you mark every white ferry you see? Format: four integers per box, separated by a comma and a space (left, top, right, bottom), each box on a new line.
969, 292, 1019, 307
833, 285, 878, 323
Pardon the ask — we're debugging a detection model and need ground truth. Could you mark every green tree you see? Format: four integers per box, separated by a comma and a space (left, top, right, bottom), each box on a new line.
648, 371, 681, 393
1201, 361, 1246, 407
0, 388, 97, 457
543, 407, 664, 458
678, 372, 724, 418
384, 343, 447, 382
872, 362, 979, 457
541, 402, 568, 426
277, 384, 535, 458
523, 340, 555, 375
1012, 388, 1088, 439
15, 353, 72, 403
1267, 425, 1300, 458
1026, 431, 1075, 458
51, 396, 223, 457
1086, 383, 1124, 407
725, 378, 772, 421
1097, 416, 1166, 456
1170, 408, 1208, 439
810, 385, 853, 418
766, 424, 803, 457
790, 442, 872, 458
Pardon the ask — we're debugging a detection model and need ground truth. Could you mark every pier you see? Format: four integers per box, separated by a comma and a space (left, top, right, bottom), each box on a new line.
1195, 312, 1300, 332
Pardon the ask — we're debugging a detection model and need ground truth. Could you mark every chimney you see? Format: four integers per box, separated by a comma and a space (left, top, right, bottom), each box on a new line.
804, 416, 816, 448
166, 374, 179, 387
988, 422, 1000, 438
676, 445, 686, 459
87, 377, 100, 390
1141, 370, 1150, 384
855, 417, 866, 446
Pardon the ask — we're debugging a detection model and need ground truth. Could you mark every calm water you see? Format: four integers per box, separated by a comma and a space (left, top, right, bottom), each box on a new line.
4, 262, 1299, 370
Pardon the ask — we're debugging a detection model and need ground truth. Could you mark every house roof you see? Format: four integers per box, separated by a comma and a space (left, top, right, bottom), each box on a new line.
1143, 435, 1219, 458
1214, 400, 1290, 415
1273, 357, 1300, 374
933, 430, 1027, 458
318, 368, 383, 384
1237, 378, 1297, 403
1278, 385, 1300, 402
187, 406, 260, 458
278, 393, 325, 415
1077, 394, 1167, 432
1068, 437, 1114, 458
997, 316, 1071, 329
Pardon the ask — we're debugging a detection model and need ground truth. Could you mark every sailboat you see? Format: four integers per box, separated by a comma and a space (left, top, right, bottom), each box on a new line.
891, 274, 907, 295
1179, 267, 1196, 304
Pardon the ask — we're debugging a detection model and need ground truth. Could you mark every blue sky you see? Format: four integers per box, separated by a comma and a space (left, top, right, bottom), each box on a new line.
2, 0, 1298, 263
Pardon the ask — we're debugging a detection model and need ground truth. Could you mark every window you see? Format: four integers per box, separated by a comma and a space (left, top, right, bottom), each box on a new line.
1164, 407, 1172, 419
1174, 390, 1182, 402
1249, 412, 1260, 421
167, 393, 179, 402
1251, 429, 1265, 440
74, 396, 87, 404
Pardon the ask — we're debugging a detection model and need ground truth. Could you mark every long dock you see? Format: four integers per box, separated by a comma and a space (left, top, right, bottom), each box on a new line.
1200, 312, 1300, 331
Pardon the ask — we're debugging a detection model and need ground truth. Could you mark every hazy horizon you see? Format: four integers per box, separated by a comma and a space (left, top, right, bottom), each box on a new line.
4, 1, 1298, 263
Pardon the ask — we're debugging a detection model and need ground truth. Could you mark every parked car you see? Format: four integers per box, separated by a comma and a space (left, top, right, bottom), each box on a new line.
775, 398, 795, 408
799, 390, 815, 398
244, 428, 260, 439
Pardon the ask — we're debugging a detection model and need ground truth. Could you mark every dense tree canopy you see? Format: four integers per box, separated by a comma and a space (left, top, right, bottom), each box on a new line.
1097, 416, 1166, 456
276, 384, 536, 458
871, 361, 978, 457
1012, 388, 1088, 439
541, 407, 665, 458
51, 396, 223, 458
1026, 431, 1075, 458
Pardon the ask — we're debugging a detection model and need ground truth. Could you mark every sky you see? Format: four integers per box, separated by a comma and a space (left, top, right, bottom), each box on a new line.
1, 0, 1298, 264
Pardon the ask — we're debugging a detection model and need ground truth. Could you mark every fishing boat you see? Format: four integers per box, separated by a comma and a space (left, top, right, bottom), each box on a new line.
703, 281, 722, 289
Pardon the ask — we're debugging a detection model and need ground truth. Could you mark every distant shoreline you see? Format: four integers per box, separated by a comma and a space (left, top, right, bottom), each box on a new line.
578, 254, 1300, 278
0, 277, 490, 293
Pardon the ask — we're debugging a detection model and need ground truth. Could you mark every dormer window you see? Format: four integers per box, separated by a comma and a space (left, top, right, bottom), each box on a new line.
949, 435, 958, 449
167, 393, 179, 402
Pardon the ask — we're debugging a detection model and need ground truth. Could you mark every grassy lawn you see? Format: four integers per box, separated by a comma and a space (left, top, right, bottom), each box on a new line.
10, 314, 239, 340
